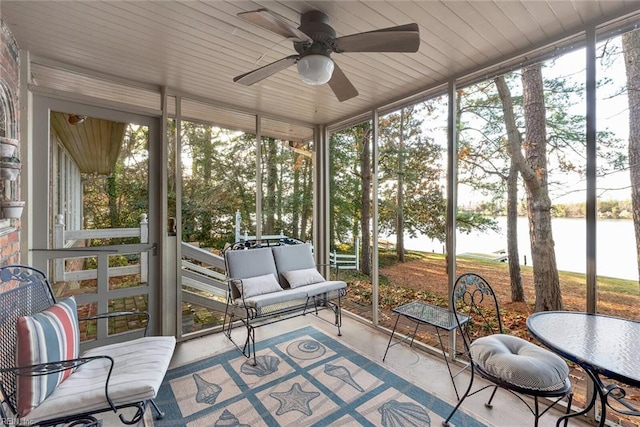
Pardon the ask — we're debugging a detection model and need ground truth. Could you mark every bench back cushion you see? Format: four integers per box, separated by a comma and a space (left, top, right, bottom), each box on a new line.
225, 247, 278, 299
271, 243, 319, 288
16, 296, 80, 416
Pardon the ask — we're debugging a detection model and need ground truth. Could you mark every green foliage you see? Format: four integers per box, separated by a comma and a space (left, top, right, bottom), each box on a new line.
457, 212, 499, 235
330, 99, 502, 251
175, 121, 314, 249
83, 124, 149, 231
330, 101, 501, 251
334, 242, 354, 253
552, 199, 632, 219
85, 254, 129, 270
330, 124, 370, 244
377, 105, 447, 240
457, 61, 625, 206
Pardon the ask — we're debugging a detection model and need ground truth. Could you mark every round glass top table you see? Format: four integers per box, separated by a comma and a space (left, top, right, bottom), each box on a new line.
527, 311, 640, 426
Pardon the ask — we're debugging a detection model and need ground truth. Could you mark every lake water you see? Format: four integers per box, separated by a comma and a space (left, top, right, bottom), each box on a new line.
395, 217, 638, 281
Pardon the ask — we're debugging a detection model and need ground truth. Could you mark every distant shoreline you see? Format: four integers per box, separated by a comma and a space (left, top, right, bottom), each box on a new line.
385, 217, 638, 281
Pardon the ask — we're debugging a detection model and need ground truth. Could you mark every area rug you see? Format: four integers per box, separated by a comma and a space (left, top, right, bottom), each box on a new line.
150, 326, 486, 426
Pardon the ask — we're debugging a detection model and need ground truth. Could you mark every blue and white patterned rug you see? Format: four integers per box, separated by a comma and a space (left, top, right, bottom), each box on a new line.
151, 326, 486, 427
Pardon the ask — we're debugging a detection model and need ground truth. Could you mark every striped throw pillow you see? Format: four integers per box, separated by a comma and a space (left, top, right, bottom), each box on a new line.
16, 297, 80, 416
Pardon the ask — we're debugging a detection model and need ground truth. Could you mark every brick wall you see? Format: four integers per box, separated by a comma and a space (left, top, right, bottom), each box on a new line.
0, 18, 21, 265
0, 19, 19, 105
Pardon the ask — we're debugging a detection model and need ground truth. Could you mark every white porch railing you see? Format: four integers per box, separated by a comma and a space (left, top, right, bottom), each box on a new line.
330, 238, 360, 272
239, 231, 287, 242
181, 242, 227, 312
52, 213, 149, 283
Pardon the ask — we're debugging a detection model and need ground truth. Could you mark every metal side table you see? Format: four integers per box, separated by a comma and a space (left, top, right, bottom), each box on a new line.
383, 301, 469, 399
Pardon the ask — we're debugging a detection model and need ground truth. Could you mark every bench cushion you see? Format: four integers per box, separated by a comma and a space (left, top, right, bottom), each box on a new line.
282, 267, 325, 288
300, 280, 347, 297
16, 297, 80, 416
237, 288, 309, 309
23, 335, 176, 423
234, 273, 283, 298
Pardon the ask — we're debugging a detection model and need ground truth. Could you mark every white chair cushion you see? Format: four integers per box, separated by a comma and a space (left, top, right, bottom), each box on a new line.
470, 334, 569, 391
23, 336, 176, 423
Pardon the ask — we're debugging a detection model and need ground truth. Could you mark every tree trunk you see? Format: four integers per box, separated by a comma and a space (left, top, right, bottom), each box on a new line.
277, 148, 283, 232
397, 110, 406, 262
106, 175, 118, 227
522, 64, 563, 311
300, 159, 312, 241
351, 148, 360, 242
494, 76, 525, 302
199, 127, 213, 239
622, 30, 640, 284
360, 124, 372, 276
265, 138, 277, 234
291, 151, 301, 239
506, 163, 525, 302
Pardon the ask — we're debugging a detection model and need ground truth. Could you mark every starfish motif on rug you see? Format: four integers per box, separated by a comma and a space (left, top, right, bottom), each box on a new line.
269, 382, 320, 416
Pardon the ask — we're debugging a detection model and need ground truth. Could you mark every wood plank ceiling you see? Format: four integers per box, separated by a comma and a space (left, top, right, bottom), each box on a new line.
2, 1, 640, 130
50, 111, 125, 175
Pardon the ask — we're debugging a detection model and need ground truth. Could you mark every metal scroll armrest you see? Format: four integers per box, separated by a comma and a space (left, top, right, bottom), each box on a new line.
1, 355, 119, 413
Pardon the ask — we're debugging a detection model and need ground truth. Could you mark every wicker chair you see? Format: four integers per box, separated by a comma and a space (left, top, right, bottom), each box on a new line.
443, 273, 573, 427
0, 265, 175, 426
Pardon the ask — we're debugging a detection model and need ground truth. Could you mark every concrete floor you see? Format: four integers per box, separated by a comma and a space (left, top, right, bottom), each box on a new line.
99, 311, 592, 427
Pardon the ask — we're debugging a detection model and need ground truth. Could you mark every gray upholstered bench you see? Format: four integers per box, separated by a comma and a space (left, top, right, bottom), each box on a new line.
223, 242, 346, 363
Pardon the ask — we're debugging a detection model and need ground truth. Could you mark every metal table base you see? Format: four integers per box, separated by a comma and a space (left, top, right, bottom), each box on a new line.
382, 301, 469, 400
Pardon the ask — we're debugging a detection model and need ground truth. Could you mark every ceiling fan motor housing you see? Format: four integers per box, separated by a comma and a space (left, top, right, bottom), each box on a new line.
294, 10, 336, 57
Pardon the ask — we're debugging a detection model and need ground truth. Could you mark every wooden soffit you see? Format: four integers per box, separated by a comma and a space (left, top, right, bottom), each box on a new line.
51, 111, 125, 175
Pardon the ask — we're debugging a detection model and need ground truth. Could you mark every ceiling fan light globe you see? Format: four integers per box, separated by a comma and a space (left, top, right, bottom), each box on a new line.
297, 55, 334, 85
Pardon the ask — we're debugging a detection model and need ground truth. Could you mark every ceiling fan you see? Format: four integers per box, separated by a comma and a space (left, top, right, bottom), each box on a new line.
234, 9, 420, 102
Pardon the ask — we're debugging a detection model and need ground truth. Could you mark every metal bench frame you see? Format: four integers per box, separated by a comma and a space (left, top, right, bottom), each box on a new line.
222, 240, 346, 365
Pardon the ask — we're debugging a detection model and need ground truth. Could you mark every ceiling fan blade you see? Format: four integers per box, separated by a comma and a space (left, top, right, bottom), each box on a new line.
234, 55, 299, 86
238, 9, 312, 43
328, 62, 358, 102
334, 23, 420, 53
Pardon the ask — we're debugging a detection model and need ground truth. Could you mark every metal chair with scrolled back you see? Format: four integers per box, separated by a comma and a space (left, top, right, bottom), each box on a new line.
443, 273, 573, 427
0, 264, 176, 427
